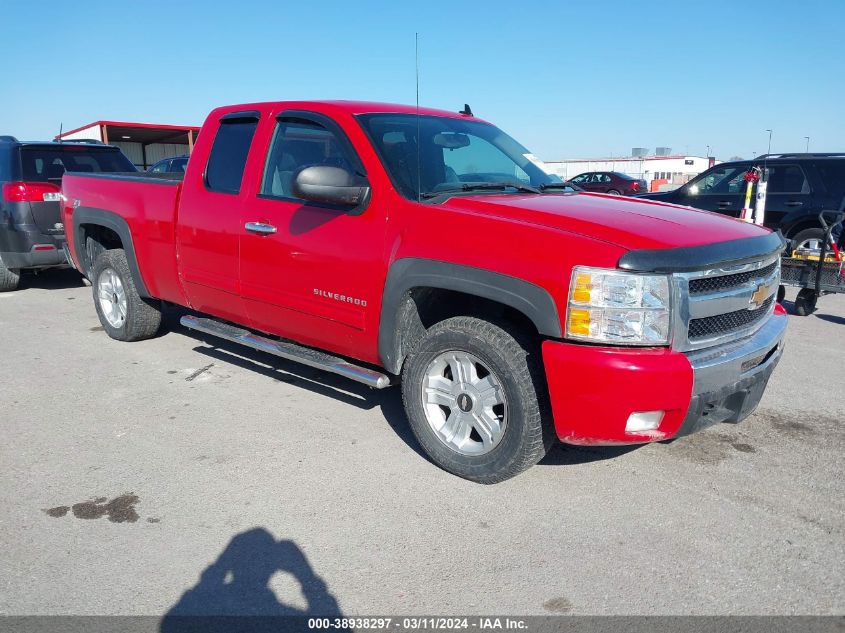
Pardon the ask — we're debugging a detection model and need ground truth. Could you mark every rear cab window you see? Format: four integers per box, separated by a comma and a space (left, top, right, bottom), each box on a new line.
204, 114, 259, 194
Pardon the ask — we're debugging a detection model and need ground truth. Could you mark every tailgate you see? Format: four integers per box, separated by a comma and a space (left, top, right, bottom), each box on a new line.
29, 200, 64, 235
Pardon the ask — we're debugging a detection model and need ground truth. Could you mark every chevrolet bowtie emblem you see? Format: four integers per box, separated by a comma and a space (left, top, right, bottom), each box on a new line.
750, 282, 773, 309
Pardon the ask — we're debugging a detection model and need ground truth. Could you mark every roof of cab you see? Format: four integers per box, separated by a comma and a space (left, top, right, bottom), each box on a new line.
210, 100, 486, 122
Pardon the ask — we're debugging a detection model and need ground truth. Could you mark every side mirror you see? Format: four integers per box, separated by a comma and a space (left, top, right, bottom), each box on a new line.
291, 166, 370, 208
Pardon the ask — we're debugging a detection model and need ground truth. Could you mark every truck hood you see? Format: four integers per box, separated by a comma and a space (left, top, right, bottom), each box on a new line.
438, 192, 769, 251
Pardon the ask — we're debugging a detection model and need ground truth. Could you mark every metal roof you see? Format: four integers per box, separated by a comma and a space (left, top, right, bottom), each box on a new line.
56, 120, 200, 144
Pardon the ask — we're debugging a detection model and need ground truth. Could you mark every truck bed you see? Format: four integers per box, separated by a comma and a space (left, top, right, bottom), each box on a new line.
67, 171, 185, 183
61, 170, 186, 304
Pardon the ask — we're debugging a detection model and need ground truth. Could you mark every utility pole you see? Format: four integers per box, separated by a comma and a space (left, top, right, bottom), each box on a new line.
706, 144, 711, 157
804, 136, 810, 152
765, 129, 772, 155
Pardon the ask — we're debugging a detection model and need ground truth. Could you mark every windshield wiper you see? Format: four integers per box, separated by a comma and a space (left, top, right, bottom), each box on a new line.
538, 182, 576, 191
421, 181, 541, 198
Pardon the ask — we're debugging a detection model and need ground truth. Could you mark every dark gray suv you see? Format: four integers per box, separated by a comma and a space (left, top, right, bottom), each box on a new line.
637, 153, 845, 248
0, 136, 136, 291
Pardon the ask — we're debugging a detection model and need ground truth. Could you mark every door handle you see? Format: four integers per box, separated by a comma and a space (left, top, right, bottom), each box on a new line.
785, 201, 804, 207
245, 222, 277, 235
717, 201, 733, 207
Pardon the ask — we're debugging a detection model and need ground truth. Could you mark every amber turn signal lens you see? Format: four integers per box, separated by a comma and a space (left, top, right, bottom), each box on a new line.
571, 273, 593, 304
568, 308, 592, 336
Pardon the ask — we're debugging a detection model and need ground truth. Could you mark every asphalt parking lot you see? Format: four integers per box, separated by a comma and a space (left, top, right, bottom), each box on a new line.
1, 269, 843, 618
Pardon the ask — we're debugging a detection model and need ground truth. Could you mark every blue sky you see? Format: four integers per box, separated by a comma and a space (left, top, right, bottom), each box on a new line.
3, 0, 842, 160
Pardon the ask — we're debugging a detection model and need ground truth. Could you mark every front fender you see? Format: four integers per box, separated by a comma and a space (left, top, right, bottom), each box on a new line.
378, 257, 561, 373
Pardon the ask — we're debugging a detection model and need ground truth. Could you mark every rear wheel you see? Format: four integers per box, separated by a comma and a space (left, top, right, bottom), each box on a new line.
401, 316, 553, 484
607, 189, 621, 195
794, 288, 817, 316
91, 248, 161, 341
0, 255, 20, 292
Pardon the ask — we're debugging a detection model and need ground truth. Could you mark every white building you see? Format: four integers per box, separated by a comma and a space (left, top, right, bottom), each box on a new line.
57, 120, 199, 170
545, 155, 717, 190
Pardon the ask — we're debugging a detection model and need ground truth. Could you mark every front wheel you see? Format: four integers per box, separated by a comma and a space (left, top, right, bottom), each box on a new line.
91, 248, 162, 341
0, 255, 20, 292
401, 316, 553, 483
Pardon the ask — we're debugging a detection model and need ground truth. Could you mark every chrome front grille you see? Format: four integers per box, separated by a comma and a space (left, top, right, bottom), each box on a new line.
688, 261, 778, 295
672, 255, 781, 351
688, 295, 775, 340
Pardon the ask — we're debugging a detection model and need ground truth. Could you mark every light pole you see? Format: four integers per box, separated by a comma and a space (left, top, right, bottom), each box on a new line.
706, 144, 711, 157
804, 136, 810, 152
765, 129, 772, 155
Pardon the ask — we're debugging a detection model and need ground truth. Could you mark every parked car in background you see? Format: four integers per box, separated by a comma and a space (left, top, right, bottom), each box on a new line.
0, 136, 136, 291
148, 155, 189, 174
61, 100, 786, 483
568, 171, 647, 196
637, 154, 845, 248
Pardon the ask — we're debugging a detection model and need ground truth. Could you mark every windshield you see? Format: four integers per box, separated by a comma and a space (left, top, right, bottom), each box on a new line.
357, 114, 561, 200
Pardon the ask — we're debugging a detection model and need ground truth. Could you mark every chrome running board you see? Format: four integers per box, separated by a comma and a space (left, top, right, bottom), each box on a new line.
180, 315, 392, 389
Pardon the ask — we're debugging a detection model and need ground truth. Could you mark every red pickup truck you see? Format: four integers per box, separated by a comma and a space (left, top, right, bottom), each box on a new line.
61, 100, 787, 483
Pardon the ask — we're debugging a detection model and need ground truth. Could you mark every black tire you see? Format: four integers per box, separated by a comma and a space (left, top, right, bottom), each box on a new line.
91, 248, 162, 341
791, 227, 826, 252
0, 255, 20, 292
794, 288, 817, 316
776, 285, 786, 303
606, 189, 621, 195
401, 316, 554, 484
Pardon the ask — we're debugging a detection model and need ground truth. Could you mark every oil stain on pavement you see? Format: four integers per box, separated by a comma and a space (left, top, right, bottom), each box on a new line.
665, 430, 757, 464
543, 596, 573, 613
43, 493, 140, 523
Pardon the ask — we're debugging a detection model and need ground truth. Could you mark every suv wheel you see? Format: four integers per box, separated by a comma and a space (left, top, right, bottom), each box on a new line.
91, 249, 162, 341
791, 227, 826, 252
794, 288, 817, 316
0, 255, 20, 292
401, 316, 553, 483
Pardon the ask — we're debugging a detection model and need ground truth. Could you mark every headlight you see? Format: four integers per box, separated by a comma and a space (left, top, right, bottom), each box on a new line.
566, 266, 672, 345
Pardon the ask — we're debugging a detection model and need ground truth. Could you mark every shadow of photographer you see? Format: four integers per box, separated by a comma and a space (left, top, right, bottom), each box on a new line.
161, 528, 344, 632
